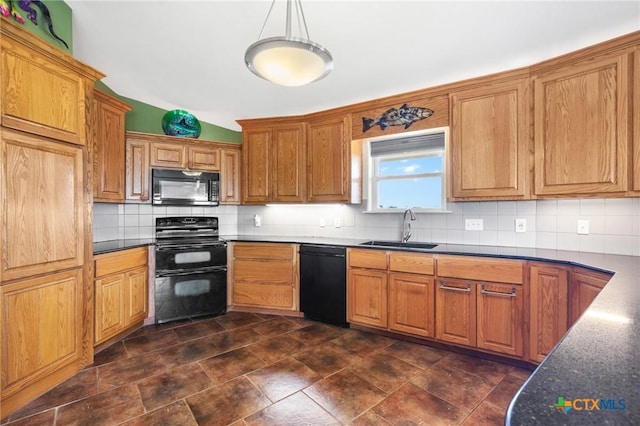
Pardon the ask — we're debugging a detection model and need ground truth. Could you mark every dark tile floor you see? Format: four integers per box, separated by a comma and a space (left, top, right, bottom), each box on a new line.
2, 312, 532, 425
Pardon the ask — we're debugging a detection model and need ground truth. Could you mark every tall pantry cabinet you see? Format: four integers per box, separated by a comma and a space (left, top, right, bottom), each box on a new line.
0, 21, 103, 417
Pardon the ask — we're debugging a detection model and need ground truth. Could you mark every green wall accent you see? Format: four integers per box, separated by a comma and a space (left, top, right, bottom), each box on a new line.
5, 0, 72, 52
120, 96, 241, 144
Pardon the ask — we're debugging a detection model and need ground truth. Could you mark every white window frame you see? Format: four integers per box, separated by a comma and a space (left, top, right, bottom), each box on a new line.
363, 127, 448, 213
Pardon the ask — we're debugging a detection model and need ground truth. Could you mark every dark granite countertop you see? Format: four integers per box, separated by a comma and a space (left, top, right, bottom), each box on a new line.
95, 234, 640, 423
93, 238, 155, 255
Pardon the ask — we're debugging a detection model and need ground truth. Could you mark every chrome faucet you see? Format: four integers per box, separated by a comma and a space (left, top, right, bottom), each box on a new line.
402, 208, 417, 243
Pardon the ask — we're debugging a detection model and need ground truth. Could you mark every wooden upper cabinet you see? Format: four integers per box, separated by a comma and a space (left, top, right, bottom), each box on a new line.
532, 51, 630, 196
0, 129, 84, 282
449, 77, 529, 200
150, 142, 187, 169
220, 148, 241, 204
307, 115, 351, 202
188, 145, 221, 171
273, 124, 306, 202
0, 20, 103, 146
93, 90, 131, 202
125, 138, 150, 202
529, 264, 569, 363
240, 122, 305, 203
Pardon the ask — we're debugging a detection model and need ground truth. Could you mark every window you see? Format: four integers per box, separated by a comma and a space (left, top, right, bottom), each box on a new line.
365, 129, 447, 212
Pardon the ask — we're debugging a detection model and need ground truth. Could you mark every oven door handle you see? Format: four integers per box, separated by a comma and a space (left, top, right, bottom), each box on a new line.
156, 243, 226, 251
156, 266, 227, 278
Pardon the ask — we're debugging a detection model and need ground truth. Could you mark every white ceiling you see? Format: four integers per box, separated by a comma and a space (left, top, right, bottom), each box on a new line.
66, 1, 640, 132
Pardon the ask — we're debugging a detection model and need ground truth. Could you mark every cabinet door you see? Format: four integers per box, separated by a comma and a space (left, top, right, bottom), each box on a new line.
348, 268, 388, 328
435, 278, 476, 347
307, 115, 350, 202
529, 264, 569, 363
220, 148, 241, 204
388, 273, 434, 338
633, 48, 640, 192
94, 273, 126, 344
126, 266, 149, 325
150, 142, 186, 169
272, 123, 305, 202
449, 78, 529, 199
1, 269, 82, 414
569, 270, 609, 325
0, 28, 99, 146
242, 127, 271, 203
0, 129, 84, 282
533, 52, 629, 195
188, 145, 220, 171
93, 91, 130, 202
125, 139, 150, 202
477, 282, 524, 357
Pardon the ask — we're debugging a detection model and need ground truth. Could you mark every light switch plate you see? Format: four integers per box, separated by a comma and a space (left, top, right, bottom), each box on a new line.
334, 217, 341, 228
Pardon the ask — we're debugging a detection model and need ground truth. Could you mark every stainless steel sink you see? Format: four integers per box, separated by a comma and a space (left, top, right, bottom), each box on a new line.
359, 240, 438, 250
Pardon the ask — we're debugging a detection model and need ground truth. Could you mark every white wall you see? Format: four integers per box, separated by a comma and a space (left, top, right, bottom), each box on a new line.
93, 198, 640, 256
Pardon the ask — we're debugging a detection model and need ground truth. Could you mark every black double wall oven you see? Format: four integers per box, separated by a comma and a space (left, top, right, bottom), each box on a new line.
154, 217, 227, 324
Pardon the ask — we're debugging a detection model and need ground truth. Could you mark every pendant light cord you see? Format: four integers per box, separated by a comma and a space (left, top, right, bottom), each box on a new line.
256, 0, 311, 41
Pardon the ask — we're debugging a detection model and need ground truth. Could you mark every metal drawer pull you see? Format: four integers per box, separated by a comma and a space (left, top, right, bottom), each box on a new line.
481, 284, 517, 297
439, 280, 471, 292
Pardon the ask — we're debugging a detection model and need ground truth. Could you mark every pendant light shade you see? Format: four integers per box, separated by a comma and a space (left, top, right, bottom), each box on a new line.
245, 0, 333, 86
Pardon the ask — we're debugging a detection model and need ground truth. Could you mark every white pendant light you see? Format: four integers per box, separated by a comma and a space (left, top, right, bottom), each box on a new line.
245, 0, 333, 87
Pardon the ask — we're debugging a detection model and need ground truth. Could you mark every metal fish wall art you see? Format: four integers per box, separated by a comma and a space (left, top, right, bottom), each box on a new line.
362, 103, 434, 132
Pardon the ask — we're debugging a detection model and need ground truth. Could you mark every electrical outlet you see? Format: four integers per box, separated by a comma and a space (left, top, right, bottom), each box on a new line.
515, 218, 527, 233
319, 218, 325, 228
464, 219, 483, 231
577, 219, 589, 235
334, 217, 341, 228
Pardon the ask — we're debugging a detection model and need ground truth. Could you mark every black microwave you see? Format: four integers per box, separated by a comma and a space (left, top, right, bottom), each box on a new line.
152, 169, 219, 206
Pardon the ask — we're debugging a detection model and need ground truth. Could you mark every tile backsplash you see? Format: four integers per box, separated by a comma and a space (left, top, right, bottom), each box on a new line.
93, 198, 640, 256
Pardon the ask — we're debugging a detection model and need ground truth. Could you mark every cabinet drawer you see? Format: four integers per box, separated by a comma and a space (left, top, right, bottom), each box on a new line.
437, 255, 523, 284
95, 247, 148, 277
233, 283, 294, 309
233, 260, 294, 284
348, 248, 388, 270
233, 243, 294, 261
389, 252, 434, 275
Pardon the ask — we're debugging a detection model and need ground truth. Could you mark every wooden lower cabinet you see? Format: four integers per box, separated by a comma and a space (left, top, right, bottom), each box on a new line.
569, 268, 611, 325
477, 282, 524, 357
388, 273, 434, 337
1, 269, 83, 415
435, 278, 477, 347
94, 247, 148, 345
230, 243, 298, 312
347, 268, 388, 328
529, 264, 569, 363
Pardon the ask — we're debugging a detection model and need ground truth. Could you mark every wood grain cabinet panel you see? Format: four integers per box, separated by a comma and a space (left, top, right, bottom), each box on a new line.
533, 52, 630, 196
93, 90, 131, 202
0, 22, 103, 146
188, 145, 220, 171
633, 47, 640, 192
0, 129, 84, 282
150, 142, 186, 169
230, 243, 298, 312
1, 269, 83, 414
388, 273, 434, 337
125, 138, 150, 202
347, 267, 388, 329
449, 77, 529, 200
220, 148, 241, 204
307, 115, 351, 202
94, 247, 148, 345
529, 264, 569, 363
241, 127, 271, 203
569, 269, 611, 325
273, 124, 306, 202
435, 278, 477, 347
477, 282, 524, 357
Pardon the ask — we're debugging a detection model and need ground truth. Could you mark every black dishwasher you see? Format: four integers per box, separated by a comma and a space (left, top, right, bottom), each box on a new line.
299, 244, 349, 327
